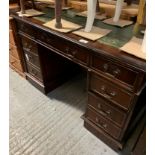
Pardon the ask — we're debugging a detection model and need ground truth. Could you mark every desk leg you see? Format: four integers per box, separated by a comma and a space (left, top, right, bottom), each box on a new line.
55, 0, 63, 28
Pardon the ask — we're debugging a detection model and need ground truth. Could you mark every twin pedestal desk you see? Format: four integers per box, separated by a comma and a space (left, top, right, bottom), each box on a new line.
11, 13, 146, 151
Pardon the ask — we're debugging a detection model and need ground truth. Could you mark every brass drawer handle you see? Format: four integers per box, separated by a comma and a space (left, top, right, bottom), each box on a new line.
95, 117, 99, 123
95, 117, 107, 129
72, 50, 77, 56
113, 68, 121, 77
100, 86, 116, 98
25, 53, 33, 61
102, 63, 109, 71
31, 69, 37, 76
102, 123, 107, 128
97, 103, 111, 116
65, 47, 70, 53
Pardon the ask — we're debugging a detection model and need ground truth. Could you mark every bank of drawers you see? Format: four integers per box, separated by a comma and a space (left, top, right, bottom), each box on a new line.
88, 93, 127, 127
86, 71, 136, 140
21, 35, 42, 82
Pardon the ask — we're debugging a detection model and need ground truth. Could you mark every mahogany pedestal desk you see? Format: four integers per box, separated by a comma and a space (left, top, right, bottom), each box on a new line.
11, 9, 146, 151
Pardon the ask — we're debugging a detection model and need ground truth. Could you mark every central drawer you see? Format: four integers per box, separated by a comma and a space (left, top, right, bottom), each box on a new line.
85, 107, 122, 139
89, 73, 134, 110
36, 30, 89, 65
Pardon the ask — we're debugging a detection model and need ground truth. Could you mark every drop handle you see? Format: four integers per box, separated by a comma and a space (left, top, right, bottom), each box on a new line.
71, 50, 77, 56
101, 85, 116, 98
97, 104, 107, 117
95, 117, 99, 123
65, 47, 69, 53
113, 68, 121, 77
97, 104, 111, 116
31, 69, 37, 75
102, 124, 107, 128
102, 63, 109, 71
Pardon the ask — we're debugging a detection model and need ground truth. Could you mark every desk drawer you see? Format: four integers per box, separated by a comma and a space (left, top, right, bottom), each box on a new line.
9, 44, 19, 59
24, 51, 40, 69
89, 73, 133, 110
85, 107, 121, 139
16, 20, 36, 37
9, 55, 23, 72
91, 55, 138, 88
88, 93, 127, 127
37, 31, 89, 65
27, 63, 43, 82
21, 36, 38, 54
64, 45, 89, 65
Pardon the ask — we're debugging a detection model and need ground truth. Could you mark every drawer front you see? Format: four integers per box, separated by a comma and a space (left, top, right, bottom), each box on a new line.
65, 45, 89, 65
86, 107, 121, 139
89, 74, 133, 110
88, 93, 127, 127
91, 55, 138, 87
9, 55, 23, 72
26, 63, 43, 82
16, 20, 36, 37
24, 51, 40, 69
21, 36, 38, 54
9, 30, 16, 45
9, 44, 19, 59
37, 30, 89, 65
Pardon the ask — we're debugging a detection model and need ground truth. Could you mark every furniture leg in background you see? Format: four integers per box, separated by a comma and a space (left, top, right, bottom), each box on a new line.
133, 0, 146, 34
113, 0, 124, 22
84, 0, 97, 32
20, 0, 25, 14
55, 0, 63, 28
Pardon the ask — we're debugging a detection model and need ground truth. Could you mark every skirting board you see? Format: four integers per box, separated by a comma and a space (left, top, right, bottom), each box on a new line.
72, 26, 111, 41
43, 19, 82, 33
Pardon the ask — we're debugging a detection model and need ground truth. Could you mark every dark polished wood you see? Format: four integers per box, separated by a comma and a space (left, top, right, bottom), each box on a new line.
132, 126, 146, 155
11, 12, 146, 151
